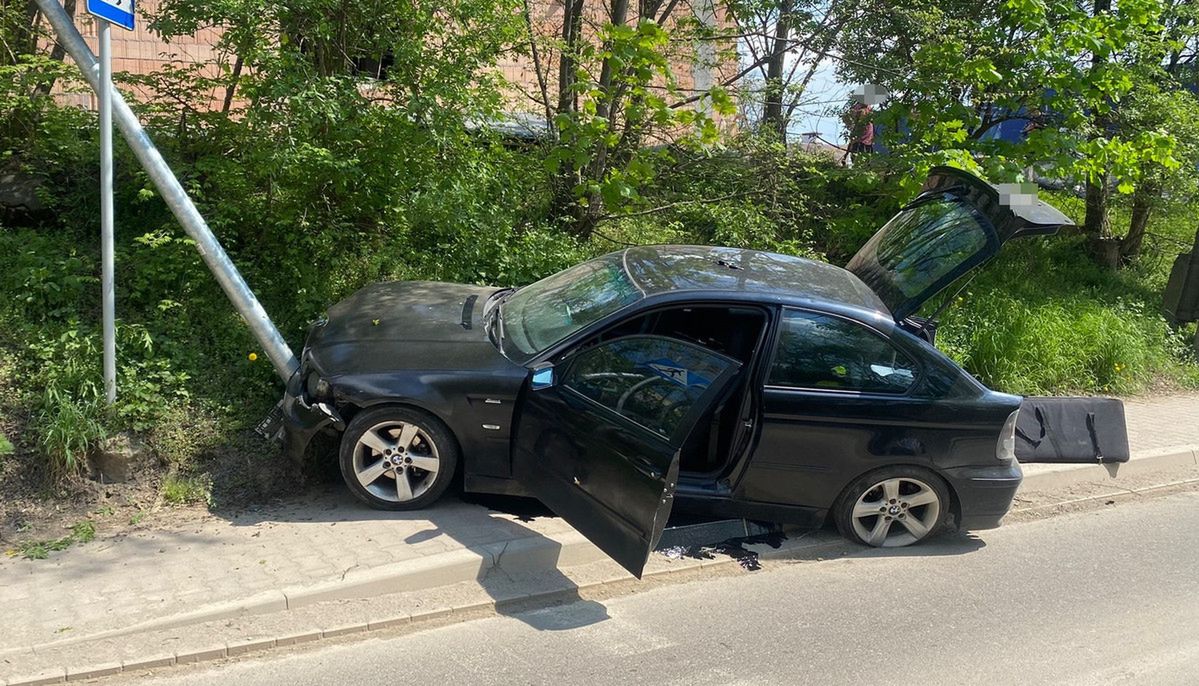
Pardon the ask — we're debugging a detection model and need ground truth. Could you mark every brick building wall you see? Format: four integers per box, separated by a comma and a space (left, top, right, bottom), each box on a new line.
55, 2, 226, 109
65, 0, 735, 117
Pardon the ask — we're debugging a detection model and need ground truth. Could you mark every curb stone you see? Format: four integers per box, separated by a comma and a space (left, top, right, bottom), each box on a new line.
273, 630, 321, 647
65, 663, 120, 681
1019, 446, 1199, 491
119, 655, 175, 672
226, 638, 276, 657
5, 532, 844, 685
174, 646, 226, 665
7, 668, 65, 686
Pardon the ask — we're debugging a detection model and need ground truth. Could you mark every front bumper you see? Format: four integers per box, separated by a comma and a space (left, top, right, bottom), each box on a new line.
280, 371, 345, 462
942, 462, 1024, 531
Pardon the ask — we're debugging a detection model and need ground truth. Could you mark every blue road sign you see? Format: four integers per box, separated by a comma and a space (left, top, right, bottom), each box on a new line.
87, 0, 134, 31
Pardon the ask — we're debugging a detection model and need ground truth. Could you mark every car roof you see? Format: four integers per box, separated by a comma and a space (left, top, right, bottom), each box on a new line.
620, 245, 891, 319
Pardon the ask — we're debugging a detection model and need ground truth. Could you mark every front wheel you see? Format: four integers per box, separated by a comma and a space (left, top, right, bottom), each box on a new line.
833, 467, 949, 548
338, 406, 459, 511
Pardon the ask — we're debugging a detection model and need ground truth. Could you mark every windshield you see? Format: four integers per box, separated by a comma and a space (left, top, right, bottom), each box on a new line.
846, 193, 997, 318
501, 254, 643, 357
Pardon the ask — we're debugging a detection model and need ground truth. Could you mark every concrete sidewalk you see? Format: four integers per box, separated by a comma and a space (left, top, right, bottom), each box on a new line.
1, 392, 1196, 683
0, 491, 595, 654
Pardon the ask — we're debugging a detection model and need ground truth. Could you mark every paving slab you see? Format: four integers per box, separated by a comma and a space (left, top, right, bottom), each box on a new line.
0, 487, 575, 657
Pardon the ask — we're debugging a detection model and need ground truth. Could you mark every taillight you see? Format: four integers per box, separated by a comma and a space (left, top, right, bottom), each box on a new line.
997, 410, 1019, 462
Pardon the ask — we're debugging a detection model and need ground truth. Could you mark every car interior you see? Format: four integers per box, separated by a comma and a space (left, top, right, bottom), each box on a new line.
578, 305, 770, 478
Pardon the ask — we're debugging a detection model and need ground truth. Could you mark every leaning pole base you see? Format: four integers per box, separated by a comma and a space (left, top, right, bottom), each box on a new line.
35, 0, 299, 382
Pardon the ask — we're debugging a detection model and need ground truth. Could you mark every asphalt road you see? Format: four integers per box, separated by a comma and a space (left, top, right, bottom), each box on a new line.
131, 490, 1199, 686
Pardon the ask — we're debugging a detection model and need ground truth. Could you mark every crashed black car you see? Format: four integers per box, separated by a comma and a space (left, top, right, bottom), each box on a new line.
279, 167, 1116, 577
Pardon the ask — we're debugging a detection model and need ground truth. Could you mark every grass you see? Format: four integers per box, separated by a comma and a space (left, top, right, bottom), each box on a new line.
11, 520, 97, 560
935, 196, 1199, 396
161, 473, 213, 506
32, 396, 106, 480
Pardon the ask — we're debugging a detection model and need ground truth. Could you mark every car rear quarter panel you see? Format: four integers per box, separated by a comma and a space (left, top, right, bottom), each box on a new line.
740, 391, 1018, 509
738, 316, 1021, 512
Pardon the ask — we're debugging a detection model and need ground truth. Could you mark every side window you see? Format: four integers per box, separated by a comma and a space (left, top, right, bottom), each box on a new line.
562, 336, 739, 441
768, 310, 917, 394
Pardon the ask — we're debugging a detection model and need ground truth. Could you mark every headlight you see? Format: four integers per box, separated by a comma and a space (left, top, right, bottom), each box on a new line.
996, 409, 1019, 462
305, 371, 332, 403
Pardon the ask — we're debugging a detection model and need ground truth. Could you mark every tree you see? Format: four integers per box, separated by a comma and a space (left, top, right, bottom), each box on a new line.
726, 0, 853, 140
523, 0, 740, 238
1117, 85, 1199, 263
1117, 0, 1199, 263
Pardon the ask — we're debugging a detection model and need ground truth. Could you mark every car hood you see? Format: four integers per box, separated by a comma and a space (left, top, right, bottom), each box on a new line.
846, 166, 1075, 321
307, 281, 508, 376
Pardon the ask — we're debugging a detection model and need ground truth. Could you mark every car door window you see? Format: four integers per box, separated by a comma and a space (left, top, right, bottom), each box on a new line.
562, 336, 739, 442
768, 310, 917, 394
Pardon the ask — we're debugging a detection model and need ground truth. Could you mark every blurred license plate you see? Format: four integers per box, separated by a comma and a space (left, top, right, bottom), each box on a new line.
255, 401, 284, 441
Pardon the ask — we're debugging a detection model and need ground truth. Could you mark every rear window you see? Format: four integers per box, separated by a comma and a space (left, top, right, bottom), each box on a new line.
872, 197, 990, 298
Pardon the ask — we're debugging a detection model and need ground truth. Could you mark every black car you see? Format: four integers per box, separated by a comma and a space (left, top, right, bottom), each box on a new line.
279, 167, 1113, 577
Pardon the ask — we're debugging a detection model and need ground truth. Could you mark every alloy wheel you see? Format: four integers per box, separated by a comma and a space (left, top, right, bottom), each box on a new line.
850, 476, 942, 547
351, 420, 441, 503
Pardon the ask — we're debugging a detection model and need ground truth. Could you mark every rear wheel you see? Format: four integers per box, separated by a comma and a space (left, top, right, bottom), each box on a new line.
834, 466, 949, 547
339, 406, 458, 511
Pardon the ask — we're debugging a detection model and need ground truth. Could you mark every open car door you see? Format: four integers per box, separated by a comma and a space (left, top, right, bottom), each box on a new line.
513, 335, 742, 578
847, 166, 1075, 322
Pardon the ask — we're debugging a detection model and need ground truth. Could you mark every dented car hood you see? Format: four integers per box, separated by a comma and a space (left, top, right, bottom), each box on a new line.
306, 281, 509, 377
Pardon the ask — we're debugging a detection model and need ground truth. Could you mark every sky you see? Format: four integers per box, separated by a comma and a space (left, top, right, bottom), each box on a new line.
788, 59, 854, 144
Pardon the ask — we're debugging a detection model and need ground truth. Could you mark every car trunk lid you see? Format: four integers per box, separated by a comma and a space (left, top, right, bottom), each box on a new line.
845, 167, 1075, 322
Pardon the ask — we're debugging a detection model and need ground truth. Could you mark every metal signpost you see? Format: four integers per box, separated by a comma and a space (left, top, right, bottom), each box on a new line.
86, 0, 133, 403
41, 0, 299, 388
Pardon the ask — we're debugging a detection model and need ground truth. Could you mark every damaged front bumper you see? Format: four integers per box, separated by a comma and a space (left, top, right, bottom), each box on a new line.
277, 370, 346, 462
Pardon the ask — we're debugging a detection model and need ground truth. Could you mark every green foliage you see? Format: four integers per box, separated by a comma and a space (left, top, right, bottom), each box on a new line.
549, 14, 737, 232
161, 473, 214, 506
937, 232, 1198, 395
0, 230, 97, 322
32, 396, 105, 481
0, 433, 13, 457
25, 323, 192, 431
835, 0, 1192, 195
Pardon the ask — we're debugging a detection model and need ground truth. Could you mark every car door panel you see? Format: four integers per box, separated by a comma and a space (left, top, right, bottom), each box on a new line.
739, 390, 1008, 510
512, 335, 741, 578
1014, 396, 1130, 464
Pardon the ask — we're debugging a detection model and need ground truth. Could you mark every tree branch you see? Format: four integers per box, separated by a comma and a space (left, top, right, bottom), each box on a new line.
599, 190, 766, 221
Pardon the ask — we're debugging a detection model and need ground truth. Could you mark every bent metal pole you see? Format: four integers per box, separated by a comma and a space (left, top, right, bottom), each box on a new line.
37, 0, 299, 382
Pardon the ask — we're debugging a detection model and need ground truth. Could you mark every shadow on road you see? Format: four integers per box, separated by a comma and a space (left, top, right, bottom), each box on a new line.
209, 483, 610, 632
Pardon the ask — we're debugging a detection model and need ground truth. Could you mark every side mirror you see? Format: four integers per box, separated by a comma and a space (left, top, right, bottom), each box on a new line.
530, 363, 555, 391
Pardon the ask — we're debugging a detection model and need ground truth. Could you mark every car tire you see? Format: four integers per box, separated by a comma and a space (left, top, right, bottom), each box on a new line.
338, 405, 459, 511
833, 466, 950, 548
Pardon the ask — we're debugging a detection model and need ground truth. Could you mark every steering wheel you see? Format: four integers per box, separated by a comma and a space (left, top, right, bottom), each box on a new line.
616, 375, 674, 413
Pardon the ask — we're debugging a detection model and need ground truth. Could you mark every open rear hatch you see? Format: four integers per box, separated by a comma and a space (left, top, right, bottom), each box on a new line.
846, 166, 1075, 323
